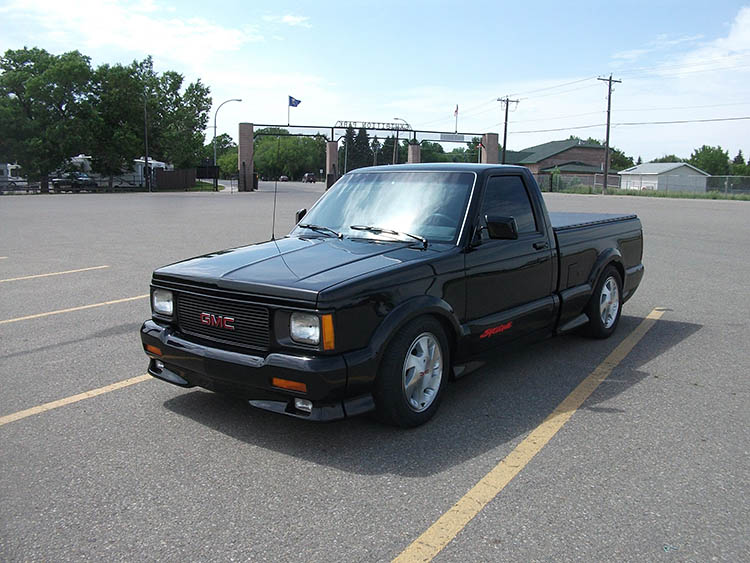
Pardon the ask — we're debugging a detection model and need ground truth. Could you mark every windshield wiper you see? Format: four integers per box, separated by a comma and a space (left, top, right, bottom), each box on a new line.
298, 223, 343, 239
350, 225, 428, 249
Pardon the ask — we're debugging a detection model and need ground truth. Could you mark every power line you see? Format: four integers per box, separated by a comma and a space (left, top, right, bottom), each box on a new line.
615, 116, 750, 126
508, 115, 750, 134
617, 101, 750, 112
510, 76, 597, 97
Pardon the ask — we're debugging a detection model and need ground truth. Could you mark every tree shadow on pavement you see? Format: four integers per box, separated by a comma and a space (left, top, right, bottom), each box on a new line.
162, 314, 700, 477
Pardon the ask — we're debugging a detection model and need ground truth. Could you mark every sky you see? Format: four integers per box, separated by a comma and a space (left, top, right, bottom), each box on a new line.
2, 0, 749, 162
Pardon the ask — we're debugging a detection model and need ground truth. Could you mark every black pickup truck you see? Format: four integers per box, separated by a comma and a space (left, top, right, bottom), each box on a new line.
141, 164, 643, 427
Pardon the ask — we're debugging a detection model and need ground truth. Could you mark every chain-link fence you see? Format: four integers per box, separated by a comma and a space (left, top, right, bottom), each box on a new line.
534, 173, 620, 193
535, 172, 750, 195
707, 176, 750, 194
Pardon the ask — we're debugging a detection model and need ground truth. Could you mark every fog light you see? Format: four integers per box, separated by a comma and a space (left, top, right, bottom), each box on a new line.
294, 398, 313, 413
154, 360, 164, 370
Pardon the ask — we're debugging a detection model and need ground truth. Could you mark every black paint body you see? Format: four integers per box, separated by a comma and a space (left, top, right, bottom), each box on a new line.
140, 164, 644, 420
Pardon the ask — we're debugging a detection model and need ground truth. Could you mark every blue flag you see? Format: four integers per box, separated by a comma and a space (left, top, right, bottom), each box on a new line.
288, 96, 301, 107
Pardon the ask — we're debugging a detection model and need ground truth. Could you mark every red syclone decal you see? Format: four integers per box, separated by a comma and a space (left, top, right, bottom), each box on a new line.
479, 321, 512, 339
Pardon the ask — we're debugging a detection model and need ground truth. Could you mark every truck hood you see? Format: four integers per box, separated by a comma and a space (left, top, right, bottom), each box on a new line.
153, 236, 435, 303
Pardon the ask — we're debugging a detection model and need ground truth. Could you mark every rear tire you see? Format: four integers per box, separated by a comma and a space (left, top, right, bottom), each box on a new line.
585, 265, 623, 339
374, 316, 449, 428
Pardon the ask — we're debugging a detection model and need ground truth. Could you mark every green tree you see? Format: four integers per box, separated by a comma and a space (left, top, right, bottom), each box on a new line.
253, 127, 325, 180
371, 136, 382, 165
135, 56, 212, 169
636, 156, 643, 165
89, 62, 142, 188
731, 150, 747, 176
651, 154, 683, 163
420, 141, 447, 163
217, 147, 238, 178
201, 133, 236, 163
352, 127, 372, 170
0, 47, 94, 191
338, 125, 356, 172
689, 145, 730, 175
609, 147, 634, 171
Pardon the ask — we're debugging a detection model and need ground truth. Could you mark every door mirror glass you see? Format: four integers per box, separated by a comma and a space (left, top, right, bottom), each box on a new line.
295, 208, 307, 223
485, 215, 518, 240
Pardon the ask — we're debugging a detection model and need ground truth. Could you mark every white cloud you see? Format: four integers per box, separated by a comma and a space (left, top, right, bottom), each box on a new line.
0, 0, 262, 71
262, 14, 312, 28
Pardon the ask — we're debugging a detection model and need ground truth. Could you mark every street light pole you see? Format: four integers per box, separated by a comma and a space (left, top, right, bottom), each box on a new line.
213, 98, 242, 190
393, 117, 410, 165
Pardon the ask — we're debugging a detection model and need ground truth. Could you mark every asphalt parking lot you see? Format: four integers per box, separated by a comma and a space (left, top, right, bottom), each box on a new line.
1, 182, 748, 562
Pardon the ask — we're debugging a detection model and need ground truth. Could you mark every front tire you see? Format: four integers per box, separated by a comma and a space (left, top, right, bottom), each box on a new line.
585, 265, 623, 339
374, 316, 449, 427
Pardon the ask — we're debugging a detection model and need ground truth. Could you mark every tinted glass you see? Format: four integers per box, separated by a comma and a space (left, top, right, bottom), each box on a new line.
481, 176, 537, 235
291, 171, 475, 243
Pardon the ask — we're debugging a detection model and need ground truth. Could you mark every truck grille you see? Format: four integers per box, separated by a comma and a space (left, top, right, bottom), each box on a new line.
176, 292, 270, 350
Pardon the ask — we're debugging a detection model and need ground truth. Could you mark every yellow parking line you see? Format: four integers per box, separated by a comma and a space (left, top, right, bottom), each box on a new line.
394, 308, 666, 563
0, 375, 151, 427
0, 294, 149, 325
0, 264, 109, 283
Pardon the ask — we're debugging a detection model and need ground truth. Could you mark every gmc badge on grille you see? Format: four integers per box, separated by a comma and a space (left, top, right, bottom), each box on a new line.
200, 312, 235, 331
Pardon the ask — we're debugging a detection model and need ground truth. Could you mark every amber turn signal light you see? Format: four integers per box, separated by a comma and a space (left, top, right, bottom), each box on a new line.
271, 377, 307, 393
145, 344, 163, 356
322, 314, 335, 351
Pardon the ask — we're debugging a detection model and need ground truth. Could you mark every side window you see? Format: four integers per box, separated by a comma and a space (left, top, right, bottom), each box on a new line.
480, 176, 538, 236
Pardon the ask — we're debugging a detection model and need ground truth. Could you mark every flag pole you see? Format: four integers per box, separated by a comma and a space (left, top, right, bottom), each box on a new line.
288, 102, 290, 126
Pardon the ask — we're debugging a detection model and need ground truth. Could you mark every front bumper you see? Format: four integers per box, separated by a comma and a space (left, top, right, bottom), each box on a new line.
140, 320, 375, 421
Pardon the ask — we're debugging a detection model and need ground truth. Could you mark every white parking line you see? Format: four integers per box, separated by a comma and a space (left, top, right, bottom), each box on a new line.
0, 294, 148, 325
0, 265, 109, 283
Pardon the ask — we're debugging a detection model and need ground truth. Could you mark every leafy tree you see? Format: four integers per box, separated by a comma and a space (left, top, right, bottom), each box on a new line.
253, 127, 325, 180
352, 127, 372, 170
650, 154, 683, 163
338, 125, 356, 172
609, 147, 634, 171
636, 156, 642, 165
217, 147, 238, 178
0, 47, 95, 191
420, 141, 447, 163
731, 150, 747, 176
689, 145, 730, 175
89, 62, 142, 188
371, 136, 382, 165
201, 133, 236, 163
135, 56, 212, 169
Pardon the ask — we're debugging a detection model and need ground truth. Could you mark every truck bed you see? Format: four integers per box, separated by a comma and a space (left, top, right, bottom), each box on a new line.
548, 212, 638, 231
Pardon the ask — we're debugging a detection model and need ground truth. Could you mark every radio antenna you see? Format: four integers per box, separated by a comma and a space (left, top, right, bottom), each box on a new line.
271, 135, 280, 240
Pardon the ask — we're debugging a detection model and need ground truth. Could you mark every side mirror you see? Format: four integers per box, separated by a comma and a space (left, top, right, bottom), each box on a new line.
485, 215, 518, 240
295, 208, 307, 223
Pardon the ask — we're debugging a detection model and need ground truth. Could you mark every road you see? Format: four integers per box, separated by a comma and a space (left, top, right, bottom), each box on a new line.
1, 184, 748, 562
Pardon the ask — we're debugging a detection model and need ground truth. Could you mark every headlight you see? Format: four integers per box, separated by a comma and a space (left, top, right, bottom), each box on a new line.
152, 289, 173, 316
290, 312, 320, 345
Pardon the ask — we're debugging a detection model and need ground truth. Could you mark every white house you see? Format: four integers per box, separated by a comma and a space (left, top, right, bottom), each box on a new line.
618, 162, 709, 193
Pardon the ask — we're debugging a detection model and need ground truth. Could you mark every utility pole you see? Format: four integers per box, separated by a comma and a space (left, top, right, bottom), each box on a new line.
598, 74, 621, 194
143, 86, 150, 192
497, 96, 519, 164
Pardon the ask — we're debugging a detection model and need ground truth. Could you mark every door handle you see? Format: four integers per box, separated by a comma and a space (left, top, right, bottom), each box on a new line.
533, 241, 549, 250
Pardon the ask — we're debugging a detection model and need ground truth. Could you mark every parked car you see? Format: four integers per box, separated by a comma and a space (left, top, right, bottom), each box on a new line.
302, 173, 316, 183
51, 172, 98, 193
279, 175, 289, 182
141, 163, 644, 427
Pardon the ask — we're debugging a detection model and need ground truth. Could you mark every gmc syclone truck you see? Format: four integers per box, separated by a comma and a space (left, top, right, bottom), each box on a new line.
141, 164, 644, 427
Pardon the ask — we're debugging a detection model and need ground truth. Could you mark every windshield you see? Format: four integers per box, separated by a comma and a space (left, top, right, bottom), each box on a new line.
291, 171, 475, 244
